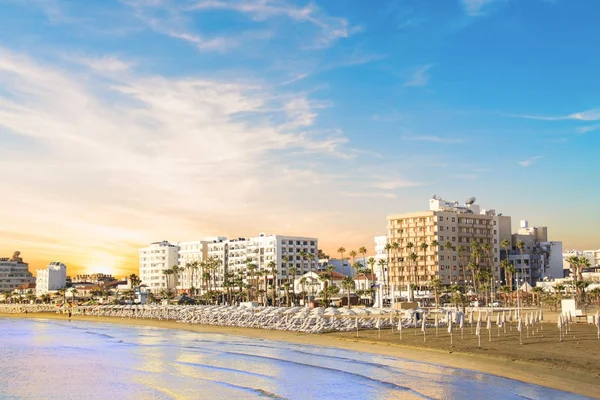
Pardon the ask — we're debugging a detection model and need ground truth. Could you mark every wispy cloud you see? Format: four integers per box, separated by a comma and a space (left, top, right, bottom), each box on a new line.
371, 178, 424, 190
69, 55, 134, 72
518, 156, 542, 167
453, 174, 478, 180
461, 0, 498, 16
404, 64, 433, 87
189, 0, 359, 48
402, 135, 462, 143
507, 107, 600, 122
576, 124, 600, 133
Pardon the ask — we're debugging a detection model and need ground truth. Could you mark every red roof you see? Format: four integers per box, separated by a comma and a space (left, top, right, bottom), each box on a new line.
17, 283, 36, 289
354, 273, 377, 281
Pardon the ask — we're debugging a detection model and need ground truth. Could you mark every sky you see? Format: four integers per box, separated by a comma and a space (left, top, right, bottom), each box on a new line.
1, 0, 599, 278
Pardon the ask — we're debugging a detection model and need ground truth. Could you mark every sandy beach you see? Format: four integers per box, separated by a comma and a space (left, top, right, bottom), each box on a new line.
2, 312, 599, 398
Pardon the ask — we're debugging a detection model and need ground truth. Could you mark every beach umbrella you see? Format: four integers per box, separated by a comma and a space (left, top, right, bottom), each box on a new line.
376, 317, 381, 338
475, 318, 481, 348
355, 315, 359, 337
517, 317, 523, 345
414, 313, 418, 336
502, 311, 507, 334
459, 312, 464, 340
540, 309, 544, 330
496, 313, 501, 337
421, 315, 427, 342
486, 313, 492, 342
398, 317, 403, 340
596, 311, 600, 340
557, 314, 563, 342
435, 313, 439, 337
468, 311, 474, 334
525, 313, 530, 338
448, 317, 453, 345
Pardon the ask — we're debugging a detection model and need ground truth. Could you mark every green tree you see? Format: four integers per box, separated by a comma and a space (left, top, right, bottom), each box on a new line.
337, 247, 347, 276
431, 278, 442, 307
341, 276, 355, 308
516, 240, 527, 292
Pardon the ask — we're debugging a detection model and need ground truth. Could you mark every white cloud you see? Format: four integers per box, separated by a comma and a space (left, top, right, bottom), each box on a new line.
576, 124, 600, 133
71, 55, 134, 72
461, 0, 498, 16
371, 178, 424, 190
402, 135, 462, 143
518, 156, 542, 167
508, 108, 600, 122
404, 64, 433, 87
189, 0, 358, 48
0, 48, 355, 266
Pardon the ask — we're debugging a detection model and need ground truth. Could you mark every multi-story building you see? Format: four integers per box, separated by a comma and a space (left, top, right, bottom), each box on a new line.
582, 249, 600, 268
506, 220, 563, 285
176, 238, 226, 293
206, 233, 319, 292
386, 196, 512, 293
0, 251, 34, 293
72, 273, 115, 285
139, 241, 179, 293
36, 261, 67, 296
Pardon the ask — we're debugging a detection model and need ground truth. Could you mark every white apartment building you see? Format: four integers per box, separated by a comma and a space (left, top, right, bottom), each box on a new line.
386, 196, 512, 290
374, 235, 387, 284
582, 249, 600, 268
207, 233, 319, 291
139, 241, 179, 293
0, 251, 34, 293
36, 261, 67, 296
176, 238, 226, 293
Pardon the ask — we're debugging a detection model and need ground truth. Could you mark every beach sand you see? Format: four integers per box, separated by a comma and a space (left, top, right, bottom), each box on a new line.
2, 312, 599, 398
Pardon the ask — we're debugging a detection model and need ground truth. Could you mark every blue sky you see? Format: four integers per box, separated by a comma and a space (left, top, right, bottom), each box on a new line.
0, 0, 599, 274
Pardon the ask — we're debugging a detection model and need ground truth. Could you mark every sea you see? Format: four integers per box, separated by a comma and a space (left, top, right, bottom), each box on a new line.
0, 318, 593, 400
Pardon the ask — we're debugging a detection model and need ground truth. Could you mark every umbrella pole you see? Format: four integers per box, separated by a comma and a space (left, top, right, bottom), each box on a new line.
519, 330, 522, 345
461, 327, 463, 340
478, 334, 481, 348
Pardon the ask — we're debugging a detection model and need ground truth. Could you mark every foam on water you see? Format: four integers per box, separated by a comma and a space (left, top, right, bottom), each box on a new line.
0, 318, 593, 400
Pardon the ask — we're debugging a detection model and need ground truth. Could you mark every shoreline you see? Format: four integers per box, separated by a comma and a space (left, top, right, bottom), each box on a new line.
2, 312, 599, 398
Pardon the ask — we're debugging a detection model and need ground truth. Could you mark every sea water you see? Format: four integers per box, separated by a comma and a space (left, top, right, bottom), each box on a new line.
0, 318, 592, 400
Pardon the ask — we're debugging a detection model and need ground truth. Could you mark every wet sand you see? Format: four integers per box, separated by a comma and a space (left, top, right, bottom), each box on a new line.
2, 312, 599, 398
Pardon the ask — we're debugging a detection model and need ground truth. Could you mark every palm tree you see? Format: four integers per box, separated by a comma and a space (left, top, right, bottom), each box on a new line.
457, 244, 466, 284
577, 256, 590, 282
319, 269, 331, 307
69, 288, 79, 303
377, 258, 386, 300
289, 266, 297, 305
431, 278, 442, 307
501, 239, 511, 284
348, 250, 357, 273
516, 240, 527, 292
299, 276, 308, 305
337, 247, 347, 276
531, 286, 543, 307
341, 276, 355, 308
267, 260, 277, 306
384, 242, 392, 293
359, 246, 368, 268
409, 252, 418, 301
163, 269, 171, 289
246, 259, 257, 301
418, 241, 428, 294
367, 257, 376, 274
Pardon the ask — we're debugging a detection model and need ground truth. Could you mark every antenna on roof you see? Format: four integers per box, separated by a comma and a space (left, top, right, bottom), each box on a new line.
465, 197, 476, 205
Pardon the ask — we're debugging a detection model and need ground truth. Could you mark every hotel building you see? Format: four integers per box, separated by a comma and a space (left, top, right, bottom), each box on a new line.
176, 238, 226, 292
36, 261, 67, 296
0, 251, 34, 293
139, 241, 179, 293
386, 196, 512, 289
207, 233, 319, 291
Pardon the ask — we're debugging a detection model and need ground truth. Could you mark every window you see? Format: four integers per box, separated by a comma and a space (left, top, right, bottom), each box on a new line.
439, 226, 444, 231
440, 255, 445, 261
440, 236, 444, 241
452, 256, 456, 261
452, 217, 455, 222
452, 227, 456, 232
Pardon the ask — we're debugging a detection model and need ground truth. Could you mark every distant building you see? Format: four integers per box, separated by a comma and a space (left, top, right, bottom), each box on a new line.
36, 261, 67, 296
386, 196, 511, 293
318, 258, 351, 276
139, 241, 180, 293
507, 220, 563, 285
72, 273, 115, 285
206, 233, 319, 292
176, 238, 226, 293
0, 251, 34, 293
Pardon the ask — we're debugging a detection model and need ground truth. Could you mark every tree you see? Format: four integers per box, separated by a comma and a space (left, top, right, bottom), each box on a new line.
419, 241, 428, 294
337, 247, 347, 276
384, 242, 392, 294
299, 276, 308, 305
319, 269, 332, 307
431, 278, 442, 307
531, 286, 543, 307
500, 239, 511, 284
367, 257, 375, 274
358, 246, 368, 268
457, 245, 466, 285
341, 276, 355, 308
348, 250, 357, 273
267, 260, 277, 306
246, 260, 257, 301
577, 256, 590, 282
516, 240, 527, 293
57, 288, 67, 305
409, 252, 418, 301
289, 266, 297, 305
69, 288, 79, 303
